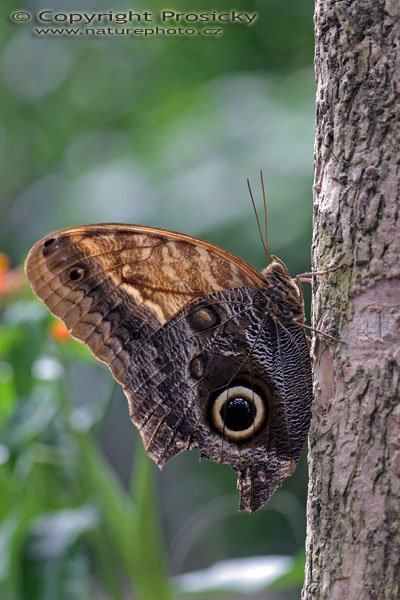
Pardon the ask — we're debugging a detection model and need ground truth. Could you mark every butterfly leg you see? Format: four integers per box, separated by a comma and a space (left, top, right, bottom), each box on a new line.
295, 263, 347, 282
295, 320, 343, 344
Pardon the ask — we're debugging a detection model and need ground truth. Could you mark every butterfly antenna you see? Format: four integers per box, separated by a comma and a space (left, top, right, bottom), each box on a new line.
260, 170, 272, 264
247, 178, 269, 263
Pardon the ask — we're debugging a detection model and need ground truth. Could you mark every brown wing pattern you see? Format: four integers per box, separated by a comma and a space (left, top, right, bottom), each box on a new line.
24, 223, 263, 384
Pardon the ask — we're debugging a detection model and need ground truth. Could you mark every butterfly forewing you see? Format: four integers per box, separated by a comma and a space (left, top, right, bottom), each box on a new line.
25, 224, 261, 381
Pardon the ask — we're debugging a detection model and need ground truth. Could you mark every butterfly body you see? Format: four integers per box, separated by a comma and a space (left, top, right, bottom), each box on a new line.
25, 224, 312, 512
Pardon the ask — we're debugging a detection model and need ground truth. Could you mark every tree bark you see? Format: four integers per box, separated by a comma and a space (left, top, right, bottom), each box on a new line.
302, 1, 400, 599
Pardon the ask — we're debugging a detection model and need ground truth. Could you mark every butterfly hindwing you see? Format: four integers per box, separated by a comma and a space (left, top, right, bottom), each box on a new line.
124, 288, 312, 512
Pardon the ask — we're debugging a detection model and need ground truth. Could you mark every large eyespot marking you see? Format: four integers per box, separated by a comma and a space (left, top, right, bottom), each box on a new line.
188, 306, 219, 332
210, 385, 267, 442
68, 266, 85, 282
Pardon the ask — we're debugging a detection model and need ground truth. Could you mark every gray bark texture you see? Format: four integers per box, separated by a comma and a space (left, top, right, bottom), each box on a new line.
302, 1, 400, 599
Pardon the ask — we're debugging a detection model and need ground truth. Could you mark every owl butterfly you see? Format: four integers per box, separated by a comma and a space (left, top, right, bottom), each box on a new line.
25, 180, 313, 512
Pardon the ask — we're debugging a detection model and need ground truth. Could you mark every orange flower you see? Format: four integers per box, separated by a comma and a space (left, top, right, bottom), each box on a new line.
0, 253, 9, 295
0, 252, 10, 272
50, 320, 71, 342
0, 253, 25, 297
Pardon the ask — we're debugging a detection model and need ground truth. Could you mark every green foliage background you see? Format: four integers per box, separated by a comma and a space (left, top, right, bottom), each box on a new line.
0, 0, 315, 598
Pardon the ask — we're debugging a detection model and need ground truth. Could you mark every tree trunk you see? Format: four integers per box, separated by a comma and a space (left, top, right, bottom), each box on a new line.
302, 1, 400, 599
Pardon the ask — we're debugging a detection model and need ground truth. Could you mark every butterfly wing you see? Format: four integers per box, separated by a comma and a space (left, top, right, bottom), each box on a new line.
25, 224, 311, 511
25, 224, 262, 384
125, 287, 312, 512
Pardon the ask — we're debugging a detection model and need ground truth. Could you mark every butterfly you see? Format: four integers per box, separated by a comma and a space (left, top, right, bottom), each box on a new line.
24, 183, 313, 512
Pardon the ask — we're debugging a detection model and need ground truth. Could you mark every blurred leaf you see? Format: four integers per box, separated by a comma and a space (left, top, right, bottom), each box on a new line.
1, 299, 48, 325
0, 515, 18, 582
22, 548, 92, 600
0, 361, 15, 421
268, 550, 305, 590
131, 443, 173, 600
28, 506, 98, 559
0, 325, 23, 357
74, 433, 137, 582
0, 301, 49, 398
4, 386, 57, 447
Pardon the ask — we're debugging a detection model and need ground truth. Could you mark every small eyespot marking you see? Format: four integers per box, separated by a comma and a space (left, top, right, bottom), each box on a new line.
189, 354, 207, 379
68, 267, 85, 282
188, 306, 220, 332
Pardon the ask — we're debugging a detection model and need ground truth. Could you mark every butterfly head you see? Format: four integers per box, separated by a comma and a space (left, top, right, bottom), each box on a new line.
261, 255, 290, 279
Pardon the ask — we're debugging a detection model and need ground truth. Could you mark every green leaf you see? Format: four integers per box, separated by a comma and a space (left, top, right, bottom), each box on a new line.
0, 515, 19, 582
130, 443, 173, 600
0, 361, 15, 422
73, 433, 137, 591
22, 547, 92, 600
3, 386, 58, 447
27, 506, 99, 559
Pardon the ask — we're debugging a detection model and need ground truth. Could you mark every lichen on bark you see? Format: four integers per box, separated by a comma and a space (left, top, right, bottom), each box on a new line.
302, 1, 400, 599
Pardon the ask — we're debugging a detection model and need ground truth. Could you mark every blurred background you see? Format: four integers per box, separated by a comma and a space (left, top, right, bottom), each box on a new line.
0, 0, 315, 598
